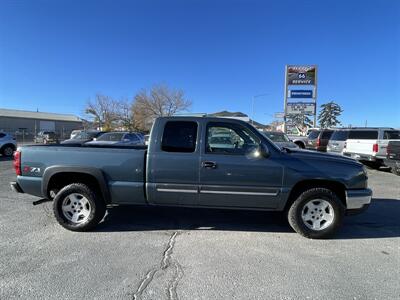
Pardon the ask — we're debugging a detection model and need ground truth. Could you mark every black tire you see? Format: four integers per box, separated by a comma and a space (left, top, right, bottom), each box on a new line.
287, 188, 345, 239
391, 166, 400, 176
53, 183, 106, 231
295, 142, 305, 149
2, 145, 15, 157
362, 161, 382, 170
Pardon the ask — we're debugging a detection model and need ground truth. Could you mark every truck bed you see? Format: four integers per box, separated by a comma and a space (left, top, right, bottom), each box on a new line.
18, 144, 148, 205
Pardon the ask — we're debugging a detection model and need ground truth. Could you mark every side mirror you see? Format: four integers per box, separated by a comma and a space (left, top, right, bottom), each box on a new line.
259, 144, 270, 158
248, 144, 270, 159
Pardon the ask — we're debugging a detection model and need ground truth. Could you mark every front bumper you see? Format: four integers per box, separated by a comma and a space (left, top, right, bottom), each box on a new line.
10, 181, 24, 193
346, 188, 372, 210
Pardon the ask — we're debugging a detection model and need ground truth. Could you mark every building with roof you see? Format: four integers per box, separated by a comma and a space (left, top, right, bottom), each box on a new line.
0, 108, 83, 141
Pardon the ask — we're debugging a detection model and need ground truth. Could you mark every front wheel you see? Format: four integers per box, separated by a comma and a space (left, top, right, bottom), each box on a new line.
288, 188, 345, 239
53, 183, 106, 231
2, 146, 14, 157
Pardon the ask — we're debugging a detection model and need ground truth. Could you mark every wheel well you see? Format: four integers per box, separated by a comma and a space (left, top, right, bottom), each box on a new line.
47, 172, 104, 202
1, 143, 16, 151
294, 141, 305, 148
284, 179, 346, 211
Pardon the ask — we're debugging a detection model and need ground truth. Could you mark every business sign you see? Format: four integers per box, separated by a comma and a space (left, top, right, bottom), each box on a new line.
287, 66, 316, 85
289, 90, 313, 98
274, 112, 285, 118
286, 102, 315, 115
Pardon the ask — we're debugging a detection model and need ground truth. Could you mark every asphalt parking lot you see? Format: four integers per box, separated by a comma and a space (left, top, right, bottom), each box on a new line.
0, 157, 399, 300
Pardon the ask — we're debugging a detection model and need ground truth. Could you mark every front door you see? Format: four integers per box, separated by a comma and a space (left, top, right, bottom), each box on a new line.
199, 121, 283, 209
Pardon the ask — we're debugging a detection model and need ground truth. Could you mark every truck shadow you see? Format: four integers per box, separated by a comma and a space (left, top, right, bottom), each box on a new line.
95, 198, 400, 239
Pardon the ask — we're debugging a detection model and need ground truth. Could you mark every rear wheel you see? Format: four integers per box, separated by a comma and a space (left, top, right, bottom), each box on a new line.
2, 146, 14, 157
295, 142, 305, 149
288, 188, 345, 239
53, 183, 106, 231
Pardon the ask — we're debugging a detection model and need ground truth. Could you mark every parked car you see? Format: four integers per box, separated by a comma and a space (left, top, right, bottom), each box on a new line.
343, 128, 400, 168
287, 135, 307, 148
85, 132, 144, 146
61, 131, 107, 145
0, 133, 17, 157
263, 131, 298, 149
208, 134, 235, 149
385, 141, 400, 175
306, 129, 333, 152
11, 116, 371, 239
327, 129, 350, 155
34, 131, 58, 144
70, 130, 83, 139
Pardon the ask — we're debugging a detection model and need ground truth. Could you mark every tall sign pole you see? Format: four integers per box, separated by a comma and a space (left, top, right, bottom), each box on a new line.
283, 65, 288, 133
313, 66, 318, 128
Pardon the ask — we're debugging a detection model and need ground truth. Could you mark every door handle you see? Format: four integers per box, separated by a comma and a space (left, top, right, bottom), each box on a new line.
202, 161, 217, 169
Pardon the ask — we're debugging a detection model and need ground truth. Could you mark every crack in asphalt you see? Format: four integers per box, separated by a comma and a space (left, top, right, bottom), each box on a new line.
132, 231, 180, 300
167, 261, 184, 300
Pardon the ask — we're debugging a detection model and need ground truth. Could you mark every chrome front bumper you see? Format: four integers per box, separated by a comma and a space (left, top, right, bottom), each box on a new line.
346, 189, 372, 209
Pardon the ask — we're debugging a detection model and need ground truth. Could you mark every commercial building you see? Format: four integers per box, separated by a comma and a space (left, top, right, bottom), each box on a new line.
0, 108, 83, 142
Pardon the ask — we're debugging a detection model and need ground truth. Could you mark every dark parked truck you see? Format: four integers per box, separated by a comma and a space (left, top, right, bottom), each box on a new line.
11, 117, 372, 238
386, 141, 400, 175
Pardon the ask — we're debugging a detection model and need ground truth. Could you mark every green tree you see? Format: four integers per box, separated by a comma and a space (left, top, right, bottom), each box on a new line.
318, 101, 343, 128
286, 113, 313, 134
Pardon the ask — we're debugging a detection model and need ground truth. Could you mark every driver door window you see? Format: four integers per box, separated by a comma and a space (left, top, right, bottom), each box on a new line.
206, 123, 259, 155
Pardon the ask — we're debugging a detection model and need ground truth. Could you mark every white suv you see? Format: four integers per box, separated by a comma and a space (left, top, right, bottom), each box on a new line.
343, 128, 400, 168
0, 133, 17, 157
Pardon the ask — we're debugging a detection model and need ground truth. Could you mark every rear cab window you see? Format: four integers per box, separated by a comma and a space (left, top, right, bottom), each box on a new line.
161, 121, 198, 152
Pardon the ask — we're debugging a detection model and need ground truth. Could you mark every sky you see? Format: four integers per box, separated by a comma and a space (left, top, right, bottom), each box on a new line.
0, 0, 399, 127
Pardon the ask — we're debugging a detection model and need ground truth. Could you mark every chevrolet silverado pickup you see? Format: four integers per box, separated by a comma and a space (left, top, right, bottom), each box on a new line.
11, 117, 372, 238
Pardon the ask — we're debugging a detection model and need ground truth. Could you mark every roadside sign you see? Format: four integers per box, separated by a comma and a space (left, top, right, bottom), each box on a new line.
287, 66, 316, 85
274, 112, 285, 118
289, 90, 313, 98
286, 102, 315, 115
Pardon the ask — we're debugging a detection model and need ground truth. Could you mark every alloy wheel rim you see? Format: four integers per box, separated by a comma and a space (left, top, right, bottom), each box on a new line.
4, 147, 13, 156
301, 199, 334, 231
61, 193, 91, 224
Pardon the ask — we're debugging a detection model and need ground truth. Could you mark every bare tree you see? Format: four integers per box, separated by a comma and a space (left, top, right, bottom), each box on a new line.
85, 94, 120, 131
132, 84, 192, 132
115, 99, 135, 131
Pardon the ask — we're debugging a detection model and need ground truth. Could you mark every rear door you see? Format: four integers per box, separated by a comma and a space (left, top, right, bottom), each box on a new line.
198, 121, 283, 209
146, 120, 200, 206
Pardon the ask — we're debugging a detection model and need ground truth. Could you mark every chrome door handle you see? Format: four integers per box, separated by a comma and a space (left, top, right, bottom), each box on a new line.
202, 161, 217, 169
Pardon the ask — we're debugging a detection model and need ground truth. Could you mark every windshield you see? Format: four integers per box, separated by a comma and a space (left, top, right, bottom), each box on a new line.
96, 132, 125, 141
264, 132, 289, 142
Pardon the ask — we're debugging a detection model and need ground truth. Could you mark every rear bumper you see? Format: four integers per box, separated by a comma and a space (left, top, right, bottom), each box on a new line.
343, 152, 381, 162
345, 188, 372, 210
10, 181, 24, 193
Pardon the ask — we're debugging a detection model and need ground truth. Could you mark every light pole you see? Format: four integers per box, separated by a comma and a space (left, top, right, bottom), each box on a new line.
252, 93, 269, 125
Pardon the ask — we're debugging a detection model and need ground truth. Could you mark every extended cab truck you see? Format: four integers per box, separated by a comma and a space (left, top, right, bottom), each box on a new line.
11, 117, 372, 239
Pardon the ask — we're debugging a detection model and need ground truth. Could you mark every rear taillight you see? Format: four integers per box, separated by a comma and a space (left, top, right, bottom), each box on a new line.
13, 151, 21, 176
372, 143, 378, 153
316, 138, 321, 147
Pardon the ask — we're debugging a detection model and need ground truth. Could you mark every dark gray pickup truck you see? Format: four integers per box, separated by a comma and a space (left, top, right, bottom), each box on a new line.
11, 117, 372, 238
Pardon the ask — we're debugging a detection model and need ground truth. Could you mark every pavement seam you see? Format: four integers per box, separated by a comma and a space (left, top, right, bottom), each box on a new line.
132, 231, 179, 300
167, 260, 184, 300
